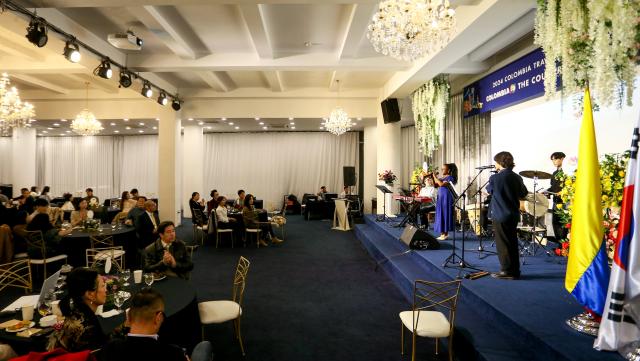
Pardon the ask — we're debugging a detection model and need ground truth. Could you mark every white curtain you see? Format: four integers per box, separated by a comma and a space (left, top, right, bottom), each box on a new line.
34, 135, 158, 200
400, 126, 425, 190
0, 138, 11, 184
203, 132, 359, 210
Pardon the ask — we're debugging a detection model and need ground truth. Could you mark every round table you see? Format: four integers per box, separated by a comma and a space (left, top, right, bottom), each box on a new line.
62, 224, 136, 267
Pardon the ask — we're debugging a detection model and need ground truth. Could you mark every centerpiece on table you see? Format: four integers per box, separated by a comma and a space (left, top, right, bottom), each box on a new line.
378, 170, 397, 186
82, 218, 101, 232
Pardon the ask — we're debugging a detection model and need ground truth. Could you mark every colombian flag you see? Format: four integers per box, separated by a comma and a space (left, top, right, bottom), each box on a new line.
565, 88, 610, 317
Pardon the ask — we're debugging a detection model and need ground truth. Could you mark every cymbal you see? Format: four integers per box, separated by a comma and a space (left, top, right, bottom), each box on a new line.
519, 170, 553, 180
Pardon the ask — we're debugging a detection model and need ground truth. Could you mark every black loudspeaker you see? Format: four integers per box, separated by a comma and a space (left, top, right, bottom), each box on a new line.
343, 166, 356, 186
381, 98, 401, 124
400, 225, 440, 250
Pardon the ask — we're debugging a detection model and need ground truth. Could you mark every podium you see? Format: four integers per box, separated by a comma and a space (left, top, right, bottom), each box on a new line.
332, 199, 351, 231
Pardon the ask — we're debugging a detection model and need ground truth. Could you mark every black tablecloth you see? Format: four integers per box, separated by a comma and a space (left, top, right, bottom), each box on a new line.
62, 224, 136, 267
0, 276, 200, 354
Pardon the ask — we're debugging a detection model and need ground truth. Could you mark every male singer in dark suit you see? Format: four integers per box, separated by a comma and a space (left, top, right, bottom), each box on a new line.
143, 221, 193, 279
487, 151, 528, 280
547, 152, 566, 241
135, 200, 160, 248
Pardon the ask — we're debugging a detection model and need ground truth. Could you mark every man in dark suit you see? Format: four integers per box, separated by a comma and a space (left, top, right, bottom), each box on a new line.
125, 196, 147, 227
487, 151, 528, 280
143, 221, 193, 279
547, 151, 567, 241
13, 188, 35, 215
135, 200, 160, 249
100, 288, 212, 361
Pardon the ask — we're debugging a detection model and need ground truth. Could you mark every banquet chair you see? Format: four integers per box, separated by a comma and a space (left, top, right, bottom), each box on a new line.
192, 208, 208, 245
213, 215, 234, 248
244, 228, 261, 248
90, 235, 125, 267
86, 247, 124, 273
24, 230, 67, 279
198, 256, 250, 356
0, 259, 32, 294
111, 211, 128, 224
399, 279, 462, 361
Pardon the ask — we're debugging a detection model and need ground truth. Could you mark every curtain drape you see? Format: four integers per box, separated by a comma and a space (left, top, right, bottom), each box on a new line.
0, 138, 11, 184
203, 132, 358, 210
400, 126, 425, 189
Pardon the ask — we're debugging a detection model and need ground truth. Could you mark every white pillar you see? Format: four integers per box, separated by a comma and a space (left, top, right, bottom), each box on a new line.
182, 124, 204, 218
158, 111, 182, 225
376, 105, 401, 216
363, 125, 377, 214
11, 127, 36, 198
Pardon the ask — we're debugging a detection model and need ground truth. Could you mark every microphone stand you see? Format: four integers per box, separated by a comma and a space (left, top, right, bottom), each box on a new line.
468, 176, 497, 259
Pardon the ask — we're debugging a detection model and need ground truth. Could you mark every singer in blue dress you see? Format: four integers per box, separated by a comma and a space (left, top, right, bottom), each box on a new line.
431, 163, 458, 240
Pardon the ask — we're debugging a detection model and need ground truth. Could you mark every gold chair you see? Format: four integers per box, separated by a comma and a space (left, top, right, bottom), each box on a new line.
86, 246, 125, 273
198, 256, 250, 356
111, 211, 128, 225
192, 208, 208, 245
212, 215, 234, 248
0, 259, 32, 294
24, 230, 67, 279
90, 235, 125, 268
400, 279, 462, 361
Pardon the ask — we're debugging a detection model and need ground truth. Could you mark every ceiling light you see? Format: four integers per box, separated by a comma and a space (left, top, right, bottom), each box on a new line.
26, 18, 48, 48
291, 126, 296, 129
63, 41, 81, 63
357, 117, 362, 121
42, 130, 48, 133
228, 122, 234, 125
171, 99, 181, 111
124, 118, 129, 121
94, 59, 112, 79
254, 117, 260, 121
221, 117, 227, 121
262, 126, 268, 130
138, 122, 144, 126
259, 122, 264, 125
290, 122, 295, 125
234, 126, 239, 130
155, 118, 159, 121
320, 126, 324, 130
61, 119, 67, 122
110, 122, 116, 126
152, 126, 157, 130
119, 70, 132, 88
141, 82, 152, 98
188, 118, 193, 121
157, 92, 168, 106
138, 130, 144, 133
198, 121, 204, 125
47, 127, 53, 130
205, 126, 212, 130
114, 130, 119, 133
53, 123, 59, 126
65, 130, 71, 133
126, 126, 131, 130
289, 117, 294, 121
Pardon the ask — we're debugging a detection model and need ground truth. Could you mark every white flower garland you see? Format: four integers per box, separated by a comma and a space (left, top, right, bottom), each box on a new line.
411, 76, 450, 155
535, 0, 640, 107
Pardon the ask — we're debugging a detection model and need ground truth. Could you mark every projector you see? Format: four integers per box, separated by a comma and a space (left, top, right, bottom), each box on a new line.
107, 30, 143, 50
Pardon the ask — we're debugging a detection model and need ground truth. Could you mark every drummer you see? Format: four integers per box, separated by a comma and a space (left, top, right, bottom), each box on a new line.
547, 151, 567, 241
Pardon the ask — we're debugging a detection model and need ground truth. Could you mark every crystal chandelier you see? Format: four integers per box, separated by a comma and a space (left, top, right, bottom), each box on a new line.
71, 82, 103, 136
0, 73, 36, 136
367, 0, 456, 62
323, 80, 353, 136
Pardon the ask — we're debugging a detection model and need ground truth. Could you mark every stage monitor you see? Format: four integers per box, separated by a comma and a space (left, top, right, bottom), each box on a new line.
381, 98, 401, 123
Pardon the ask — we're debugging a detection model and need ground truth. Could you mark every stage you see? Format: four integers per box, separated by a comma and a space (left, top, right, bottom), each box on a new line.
354, 214, 623, 361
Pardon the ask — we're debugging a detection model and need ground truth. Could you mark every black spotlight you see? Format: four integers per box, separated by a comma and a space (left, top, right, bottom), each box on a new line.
63, 41, 81, 63
157, 92, 168, 106
94, 59, 112, 79
26, 18, 48, 47
119, 70, 132, 88
141, 82, 153, 98
171, 98, 181, 111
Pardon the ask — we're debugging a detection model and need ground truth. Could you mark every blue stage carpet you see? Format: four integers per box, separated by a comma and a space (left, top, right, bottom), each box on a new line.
355, 214, 623, 361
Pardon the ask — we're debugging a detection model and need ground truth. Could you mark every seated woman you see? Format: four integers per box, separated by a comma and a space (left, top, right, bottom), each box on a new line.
189, 192, 207, 220
25, 213, 71, 258
120, 191, 136, 213
48, 267, 108, 352
242, 194, 282, 247
60, 193, 75, 212
215, 196, 241, 234
39, 186, 52, 202
207, 189, 219, 217
70, 199, 94, 227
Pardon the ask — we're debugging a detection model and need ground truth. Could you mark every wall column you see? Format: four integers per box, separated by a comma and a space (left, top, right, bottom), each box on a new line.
182, 124, 204, 218
363, 125, 377, 214
376, 104, 401, 216
11, 127, 36, 198
158, 111, 181, 225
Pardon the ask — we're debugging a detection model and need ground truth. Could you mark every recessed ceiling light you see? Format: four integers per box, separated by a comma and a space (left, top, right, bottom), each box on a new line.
188, 118, 193, 121
234, 126, 239, 130
139, 122, 144, 126
320, 126, 324, 129
42, 130, 48, 133
114, 130, 120, 133
289, 117, 294, 121
357, 117, 362, 121
152, 126, 157, 130
60, 133, 66, 136
221, 117, 227, 121
205, 126, 212, 130
262, 126, 267, 130
60, 119, 67, 122
291, 126, 296, 129
258, 122, 264, 125
181, 126, 185, 130
155, 118, 160, 121
139, 130, 144, 133
126, 126, 131, 130
65, 130, 71, 133
228, 122, 234, 125
47, 127, 53, 130
110, 122, 116, 126
198, 121, 204, 125
290, 122, 295, 125
53, 123, 60, 127
254, 117, 260, 121
124, 118, 129, 121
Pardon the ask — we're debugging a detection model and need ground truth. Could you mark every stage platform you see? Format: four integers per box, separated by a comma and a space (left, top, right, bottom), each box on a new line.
354, 214, 622, 361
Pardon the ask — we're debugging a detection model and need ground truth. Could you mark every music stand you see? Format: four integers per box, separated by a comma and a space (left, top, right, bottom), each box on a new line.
442, 180, 481, 275
375, 185, 393, 222
468, 171, 497, 259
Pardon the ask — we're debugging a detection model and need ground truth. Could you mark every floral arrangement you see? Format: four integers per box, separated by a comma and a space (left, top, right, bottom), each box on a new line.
411, 75, 450, 155
378, 170, 397, 185
555, 152, 629, 259
410, 166, 424, 185
88, 197, 99, 210
103, 275, 127, 310
534, 0, 640, 108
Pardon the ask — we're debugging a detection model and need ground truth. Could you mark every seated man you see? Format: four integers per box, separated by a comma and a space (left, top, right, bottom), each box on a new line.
125, 196, 147, 226
100, 288, 212, 361
233, 189, 246, 210
317, 186, 328, 198
144, 221, 193, 279
135, 200, 159, 249
27, 197, 50, 223
13, 188, 35, 214
84, 188, 100, 208
339, 186, 350, 198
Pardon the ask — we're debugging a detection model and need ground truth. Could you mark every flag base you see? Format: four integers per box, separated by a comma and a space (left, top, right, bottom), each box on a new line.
566, 312, 600, 336
620, 341, 640, 361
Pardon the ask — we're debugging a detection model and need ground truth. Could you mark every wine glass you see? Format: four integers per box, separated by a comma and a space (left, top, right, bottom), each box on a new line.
143, 273, 154, 287
114, 291, 124, 313
122, 269, 131, 287
38, 292, 54, 316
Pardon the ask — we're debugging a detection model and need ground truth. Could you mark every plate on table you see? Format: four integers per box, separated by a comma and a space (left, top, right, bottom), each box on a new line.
6, 321, 35, 333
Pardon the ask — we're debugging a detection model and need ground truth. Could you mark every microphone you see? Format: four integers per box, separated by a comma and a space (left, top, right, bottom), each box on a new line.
476, 165, 495, 170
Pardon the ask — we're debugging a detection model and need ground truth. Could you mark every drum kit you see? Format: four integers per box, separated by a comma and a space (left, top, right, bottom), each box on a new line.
517, 169, 554, 260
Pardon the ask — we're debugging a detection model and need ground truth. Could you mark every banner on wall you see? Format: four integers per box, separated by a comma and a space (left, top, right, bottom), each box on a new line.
463, 48, 554, 118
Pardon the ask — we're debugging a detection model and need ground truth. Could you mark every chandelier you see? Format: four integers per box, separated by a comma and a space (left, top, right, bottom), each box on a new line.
71, 82, 103, 136
367, 0, 456, 62
323, 80, 353, 136
0, 73, 36, 136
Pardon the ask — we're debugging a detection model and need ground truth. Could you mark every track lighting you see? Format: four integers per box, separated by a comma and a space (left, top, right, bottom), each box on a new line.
119, 70, 132, 88
26, 18, 47, 47
94, 59, 112, 79
141, 82, 152, 98
157, 92, 168, 106
171, 98, 181, 111
63, 41, 81, 63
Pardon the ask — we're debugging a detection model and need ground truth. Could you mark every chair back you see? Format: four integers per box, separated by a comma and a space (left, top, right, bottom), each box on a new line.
193, 208, 206, 227
232, 256, 251, 308
24, 230, 47, 259
90, 235, 115, 249
412, 279, 462, 333
86, 247, 124, 273
0, 259, 32, 293
48, 207, 63, 226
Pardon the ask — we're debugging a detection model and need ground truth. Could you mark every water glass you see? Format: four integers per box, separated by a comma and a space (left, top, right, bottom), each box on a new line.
114, 292, 124, 312
143, 273, 154, 287
122, 269, 131, 286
